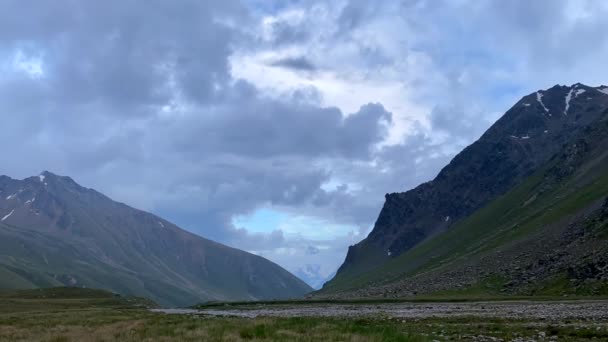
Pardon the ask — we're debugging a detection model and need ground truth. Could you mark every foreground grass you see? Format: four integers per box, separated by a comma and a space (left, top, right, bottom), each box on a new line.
1, 289, 608, 341
3, 308, 608, 341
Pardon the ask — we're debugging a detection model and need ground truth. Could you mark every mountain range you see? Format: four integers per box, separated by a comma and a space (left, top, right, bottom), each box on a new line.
3, 82, 608, 306
0, 172, 311, 306
318, 83, 608, 298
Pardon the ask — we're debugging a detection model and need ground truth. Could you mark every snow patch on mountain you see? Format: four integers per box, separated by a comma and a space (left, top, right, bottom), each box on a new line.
564, 88, 574, 115
5, 189, 23, 200
564, 86, 587, 115
2, 210, 14, 221
536, 92, 550, 114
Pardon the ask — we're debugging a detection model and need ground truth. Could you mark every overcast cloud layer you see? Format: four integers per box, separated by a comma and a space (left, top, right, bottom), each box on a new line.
1, 0, 608, 288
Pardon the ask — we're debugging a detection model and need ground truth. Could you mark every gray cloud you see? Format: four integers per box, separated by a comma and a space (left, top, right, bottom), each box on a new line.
337, 0, 381, 33
0, 1, 394, 276
0, 0, 246, 111
270, 56, 316, 71
429, 105, 497, 142
2, 0, 608, 286
268, 20, 311, 46
305, 246, 320, 255
170, 97, 392, 160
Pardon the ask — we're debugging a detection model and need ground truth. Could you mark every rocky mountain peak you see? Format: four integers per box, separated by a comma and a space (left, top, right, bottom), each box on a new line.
35, 171, 87, 191
0, 171, 118, 235
331, 82, 608, 282
0, 170, 313, 305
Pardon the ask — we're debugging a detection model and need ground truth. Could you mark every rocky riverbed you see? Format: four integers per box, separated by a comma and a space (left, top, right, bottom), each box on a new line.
154, 300, 608, 321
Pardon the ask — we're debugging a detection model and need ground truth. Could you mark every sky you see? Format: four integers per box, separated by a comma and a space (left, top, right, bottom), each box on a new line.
1, 0, 608, 288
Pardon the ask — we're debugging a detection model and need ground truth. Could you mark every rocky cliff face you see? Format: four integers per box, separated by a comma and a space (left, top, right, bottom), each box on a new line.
0, 172, 312, 306
319, 111, 608, 298
333, 84, 608, 282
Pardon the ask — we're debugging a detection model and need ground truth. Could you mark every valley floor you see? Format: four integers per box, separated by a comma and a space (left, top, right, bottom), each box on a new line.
2, 295, 608, 341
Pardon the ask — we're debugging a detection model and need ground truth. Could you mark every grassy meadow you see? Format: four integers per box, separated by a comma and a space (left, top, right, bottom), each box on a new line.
1, 288, 608, 341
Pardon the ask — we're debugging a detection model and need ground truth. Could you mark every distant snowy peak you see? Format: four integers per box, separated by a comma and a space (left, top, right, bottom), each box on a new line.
295, 264, 336, 290
597, 86, 608, 95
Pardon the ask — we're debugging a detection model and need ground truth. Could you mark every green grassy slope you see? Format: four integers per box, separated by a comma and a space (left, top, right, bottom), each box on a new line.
0, 287, 157, 315
0, 222, 292, 307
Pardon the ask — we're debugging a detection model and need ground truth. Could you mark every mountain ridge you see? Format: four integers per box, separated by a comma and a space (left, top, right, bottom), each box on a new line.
0, 171, 312, 306
320, 83, 608, 296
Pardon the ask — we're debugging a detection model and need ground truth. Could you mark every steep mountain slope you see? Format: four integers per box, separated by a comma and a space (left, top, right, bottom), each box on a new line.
0, 172, 311, 306
320, 84, 608, 296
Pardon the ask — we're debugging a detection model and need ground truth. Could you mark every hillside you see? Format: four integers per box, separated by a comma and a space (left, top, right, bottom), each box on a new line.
319, 84, 608, 298
0, 172, 311, 306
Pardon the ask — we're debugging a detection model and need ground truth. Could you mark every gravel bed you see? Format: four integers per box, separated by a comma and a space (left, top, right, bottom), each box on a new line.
153, 300, 608, 321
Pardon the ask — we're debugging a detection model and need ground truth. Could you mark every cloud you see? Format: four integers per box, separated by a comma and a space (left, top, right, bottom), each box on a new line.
337, 0, 381, 33
170, 96, 392, 160
294, 264, 333, 289
305, 246, 320, 255
269, 56, 316, 71
267, 17, 311, 46
1, 0, 608, 287
0, 1, 395, 279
